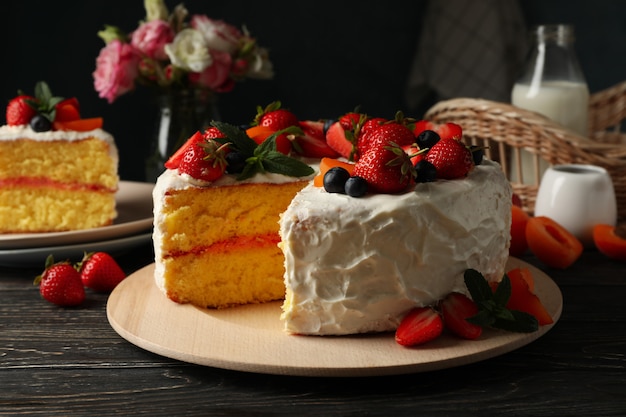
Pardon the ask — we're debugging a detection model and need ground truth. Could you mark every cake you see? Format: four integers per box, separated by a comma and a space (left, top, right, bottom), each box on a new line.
152, 119, 319, 309
152, 107, 513, 339
0, 82, 118, 233
279, 159, 512, 335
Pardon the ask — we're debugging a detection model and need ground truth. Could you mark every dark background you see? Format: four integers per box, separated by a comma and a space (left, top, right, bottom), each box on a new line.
2, 1, 626, 181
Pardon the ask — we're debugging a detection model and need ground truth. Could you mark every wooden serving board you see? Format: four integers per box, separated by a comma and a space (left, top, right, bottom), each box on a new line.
106, 258, 562, 377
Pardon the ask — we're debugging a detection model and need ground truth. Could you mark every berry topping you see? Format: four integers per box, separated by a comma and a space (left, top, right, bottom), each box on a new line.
5, 81, 101, 132
414, 159, 437, 183
344, 176, 367, 197
416, 129, 440, 150
353, 142, 412, 194
425, 137, 474, 180
29, 114, 52, 132
6, 95, 38, 126
323, 167, 351, 194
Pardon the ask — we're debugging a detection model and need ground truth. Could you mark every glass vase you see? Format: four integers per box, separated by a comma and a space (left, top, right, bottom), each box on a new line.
145, 88, 221, 182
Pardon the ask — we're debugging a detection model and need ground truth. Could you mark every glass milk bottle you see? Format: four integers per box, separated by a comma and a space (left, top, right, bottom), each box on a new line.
510, 24, 589, 185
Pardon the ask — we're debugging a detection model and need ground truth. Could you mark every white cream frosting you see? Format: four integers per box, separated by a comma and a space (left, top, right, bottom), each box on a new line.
279, 160, 512, 335
0, 125, 119, 164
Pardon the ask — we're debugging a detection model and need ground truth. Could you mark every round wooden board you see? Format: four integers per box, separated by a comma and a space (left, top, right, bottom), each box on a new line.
106, 258, 562, 377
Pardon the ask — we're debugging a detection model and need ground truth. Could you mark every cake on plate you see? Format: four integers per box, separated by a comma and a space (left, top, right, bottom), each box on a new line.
0, 81, 118, 233
153, 119, 318, 309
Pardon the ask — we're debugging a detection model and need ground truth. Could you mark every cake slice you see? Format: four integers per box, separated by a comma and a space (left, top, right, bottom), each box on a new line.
0, 82, 118, 233
153, 121, 316, 308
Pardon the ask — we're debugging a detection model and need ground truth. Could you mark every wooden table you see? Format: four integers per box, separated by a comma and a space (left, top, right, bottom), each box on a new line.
1, 241, 625, 416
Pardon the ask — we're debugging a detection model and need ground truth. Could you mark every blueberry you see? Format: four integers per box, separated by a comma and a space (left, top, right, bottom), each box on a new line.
323, 118, 336, 135
345, 176, 368, 197
225, 151, 246, 174
30, 115, 52, 132
416, 130, 440, 150
469, 145, 484, 165
323, 167, 350, 193
415, 160, 437, 183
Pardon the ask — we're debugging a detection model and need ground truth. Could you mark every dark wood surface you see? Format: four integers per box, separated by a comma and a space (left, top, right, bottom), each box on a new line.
1, 241, 625, 417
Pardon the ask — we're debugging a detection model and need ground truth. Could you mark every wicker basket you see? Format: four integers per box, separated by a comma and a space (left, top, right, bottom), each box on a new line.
423, 82, 626, 222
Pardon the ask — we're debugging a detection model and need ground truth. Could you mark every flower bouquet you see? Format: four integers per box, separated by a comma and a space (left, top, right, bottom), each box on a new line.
93, 0, 273, 103
92, 0, 274, 181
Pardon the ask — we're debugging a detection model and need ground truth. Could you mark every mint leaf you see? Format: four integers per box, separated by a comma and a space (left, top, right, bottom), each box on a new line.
493, 274, 512, 306
210, 121, 314, 180
464, 269, 494, 304
262, 152, 314, 177
463, 268, 540, 334
492, 310, 538, 333
211, 121, 257, 156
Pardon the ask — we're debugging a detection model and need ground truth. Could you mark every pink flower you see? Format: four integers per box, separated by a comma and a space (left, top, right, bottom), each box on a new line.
191, 15, 241, 54
93, 40, 141, 104
131, 20, 175, 60
188, 50, 234, 92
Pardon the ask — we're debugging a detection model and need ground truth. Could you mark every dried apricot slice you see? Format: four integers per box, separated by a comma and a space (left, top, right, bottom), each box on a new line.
593, 224, 626, 262
510, 205, 530, 257
525, 216, 583, 269
313, 157, 355, 187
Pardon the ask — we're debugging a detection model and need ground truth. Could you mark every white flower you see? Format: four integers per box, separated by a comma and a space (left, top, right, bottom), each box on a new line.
164, 28, 212, 72
191, 15, 241, 54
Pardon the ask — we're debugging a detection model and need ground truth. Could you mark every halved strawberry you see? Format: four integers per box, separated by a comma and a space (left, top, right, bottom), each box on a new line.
436, 122, 463, 140
440, 292, 483, 340
164, 131, 205, 170
412, 119, 435, 137
55, 97, 81, 122
401, 143, 424, 166
326, 121, 356, 160
395, 306, 443, 346
293, 120, 340, 158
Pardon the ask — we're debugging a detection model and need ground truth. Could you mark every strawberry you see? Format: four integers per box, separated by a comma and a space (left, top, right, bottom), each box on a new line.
253, 102, 299, 155
358, 121, 415, 152
395, 306, 443, 346
55, 97, 81, 122
339, 112, 363, 130
439, 292, 483, 340
401, 143, 425, 166
178, 137, 228, 182
412, 119, 434, 137
436, 122, 463, 140
353, 141, 412, 194
34, 256, 85, 307
6, 95, 38, 125
356, 117, 388, 154
165, 131, 206, 170
325, 121, 357, 160
293, 120, 340, 158
425, 137, 474, 179
78, 252, 126, 292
